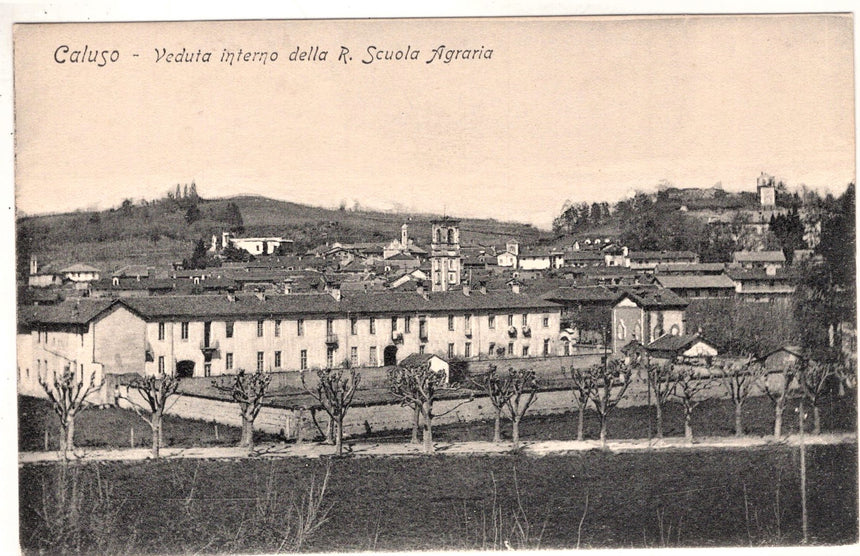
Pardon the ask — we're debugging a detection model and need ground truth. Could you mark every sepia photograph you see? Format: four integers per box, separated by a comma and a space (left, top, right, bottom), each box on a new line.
9, 5, 858, 554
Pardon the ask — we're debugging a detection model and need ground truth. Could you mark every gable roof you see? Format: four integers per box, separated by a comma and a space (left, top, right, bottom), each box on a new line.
646, 334, 714, 353
18, 298, 131, 326
399, 353, 446, 368
732, 251, 786, 263
655, 274, 736, 290
60, 263, 100, 273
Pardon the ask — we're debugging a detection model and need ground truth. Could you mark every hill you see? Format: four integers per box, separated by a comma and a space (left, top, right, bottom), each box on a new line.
16, 194, 544, 272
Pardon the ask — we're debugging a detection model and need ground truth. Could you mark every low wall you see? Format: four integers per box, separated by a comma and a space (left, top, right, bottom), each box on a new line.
154, 366, 794, 440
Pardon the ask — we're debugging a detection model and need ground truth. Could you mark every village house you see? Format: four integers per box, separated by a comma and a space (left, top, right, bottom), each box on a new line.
725, 267, 797, 302
611, 286, 688, 353
731, 250, 786, 270
626, 250, 700, 271
59, 263, 101, 283
653, 274, 737, 299
516, 248, 565, 271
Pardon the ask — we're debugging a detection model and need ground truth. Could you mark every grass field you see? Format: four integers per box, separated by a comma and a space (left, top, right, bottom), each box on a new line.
18, 396, 280, 452
19, 444, 858, 553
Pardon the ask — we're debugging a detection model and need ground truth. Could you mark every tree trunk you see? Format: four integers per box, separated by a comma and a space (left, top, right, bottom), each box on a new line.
151, 412, 162, 459
512, 416, 520, 449
411, 405, 420, 444
812, 405, 821, 435
240, 414, 254, 449
422, 402, 433, 453
655, 401, 664, 439
599, 416, 607, 447
326, 417, 335, 445
684, 408, 693, 444
335, 416, 343, 456
577, 403, 585, 441
493, 408, 502, 443
60, 417, 74, 458
773, 401, 783, 438
734, 402, 744, 437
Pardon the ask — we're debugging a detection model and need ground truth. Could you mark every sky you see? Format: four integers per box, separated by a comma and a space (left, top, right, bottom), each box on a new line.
12, 14, 856, 229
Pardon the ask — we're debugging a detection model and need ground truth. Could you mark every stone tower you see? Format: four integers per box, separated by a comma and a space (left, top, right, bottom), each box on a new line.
430, 217, 461, 292
401, 223, 409, 247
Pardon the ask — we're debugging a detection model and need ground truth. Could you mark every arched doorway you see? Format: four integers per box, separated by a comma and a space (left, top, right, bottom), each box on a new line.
176, 360, 195, 378
383, 345, 398, 366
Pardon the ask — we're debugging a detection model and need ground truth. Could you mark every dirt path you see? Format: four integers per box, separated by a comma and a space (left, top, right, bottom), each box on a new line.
18, 431, 857, 464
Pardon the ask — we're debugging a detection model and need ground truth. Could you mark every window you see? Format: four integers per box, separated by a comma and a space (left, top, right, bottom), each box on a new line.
404, 316, 411, 333
391, 316, 398, 331
225, 321, 234, 338
464, 314, 472, 332
542, 315, 549, 328
419, 317, 427, 339
617, 322, 626, 341
300, 350, 307, 370
448, 315, 455, 331
543, 339, 550, 356
257, 320, 264, 337
508, 314, 514, 327
419, 345, 425, 354
226, 352, 233, 370
181, 322, 189, 340
297, 319, 304, 336
489, 342, 495, 355
522, 314, 528, 326
448, 343, 455, 358
448, 271, 457, 284
464, 342, 471, 358
257, 351, 264, 372
158, 322, 165, 340
158, 356, 165, 374
274, 319, 281, 337
274, 351, 281, 368
204, 363, 211, 377
507, 342, 514, 356
350, 317, 357, 335
522, 345, 529, 357
327, 347, 335, 368
350, 346, 358, 367
369, 317, 376, 334
488, 315, 496, 329
369, 347, 377, 366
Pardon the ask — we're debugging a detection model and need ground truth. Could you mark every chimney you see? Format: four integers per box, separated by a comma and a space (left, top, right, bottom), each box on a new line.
765, 264, 777, 276
511, 281, 521, 294
283, 280, 293, 295
462, 283, 471, 296
226, 288, 236, 302
29, 255, 38, 276
255, 291, 266, 302
479, 281, 487, 295
330, 287, 342, 301
416, 281, 429, 300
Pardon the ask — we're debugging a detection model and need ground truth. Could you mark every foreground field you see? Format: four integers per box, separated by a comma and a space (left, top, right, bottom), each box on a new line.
19, 444, 858, 553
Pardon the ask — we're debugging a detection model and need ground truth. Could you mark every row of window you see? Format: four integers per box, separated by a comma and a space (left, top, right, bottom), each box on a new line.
156, 314, 553, 341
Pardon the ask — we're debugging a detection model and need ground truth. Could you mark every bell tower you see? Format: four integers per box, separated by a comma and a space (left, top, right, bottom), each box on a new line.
430, 217, 461, 292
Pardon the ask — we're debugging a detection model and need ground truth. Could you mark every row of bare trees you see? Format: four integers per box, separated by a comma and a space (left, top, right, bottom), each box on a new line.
37, 352, 853, 459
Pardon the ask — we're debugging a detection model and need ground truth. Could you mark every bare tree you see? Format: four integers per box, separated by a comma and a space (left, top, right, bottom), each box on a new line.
39, 366, 103, 459
797, 359, 836, 434
762, 362, 799, 438
669, 365, 716, 443
563, 365, 599, 441
471, 365, 513, 443
387, 363, 471, 453
503, 369, 540, 449
214, 368, 271, 450
123, 372, 181, 458
387, 363, 446, 453
583, 360, 632, 447
302, 367, 361, 456
718, 357, 768, 436
643, 362, 676, 439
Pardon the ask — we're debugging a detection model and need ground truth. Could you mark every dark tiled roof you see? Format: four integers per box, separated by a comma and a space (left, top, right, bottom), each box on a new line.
724, 269, 798, 281
565, 252, 605, 261
399, 353, 444, 367
60, 263, 101, 273
18, 299, 118, 326
617, 286, 688, 309
646, 334, 713, 353
628, 251, 698, 262
655, 274, 736, 289
654, 263, 726, 274
542, 286, 621, 304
